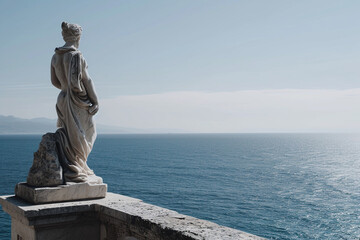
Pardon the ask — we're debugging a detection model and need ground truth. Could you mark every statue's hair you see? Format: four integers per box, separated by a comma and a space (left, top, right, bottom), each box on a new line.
61, 21, 82, 42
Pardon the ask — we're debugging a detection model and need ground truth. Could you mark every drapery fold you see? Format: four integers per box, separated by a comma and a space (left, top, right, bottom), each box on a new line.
53, 47, 97, 183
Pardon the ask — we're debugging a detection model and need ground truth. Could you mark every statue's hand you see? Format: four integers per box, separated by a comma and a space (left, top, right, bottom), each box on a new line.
89, 104, 99, 115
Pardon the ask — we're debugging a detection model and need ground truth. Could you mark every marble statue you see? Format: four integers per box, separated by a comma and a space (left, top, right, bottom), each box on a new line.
50, 22, 102, 184
26, 22, 102, 187
17, 22, 107, 203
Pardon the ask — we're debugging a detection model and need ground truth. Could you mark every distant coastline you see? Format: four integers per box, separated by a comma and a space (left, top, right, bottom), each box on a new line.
1, 115, 358, 135
0, 115, 188, 135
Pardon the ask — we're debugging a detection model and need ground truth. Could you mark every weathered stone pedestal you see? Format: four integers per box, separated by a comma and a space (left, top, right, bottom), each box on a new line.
0, 192, 265, 240
15, 182, 107, 204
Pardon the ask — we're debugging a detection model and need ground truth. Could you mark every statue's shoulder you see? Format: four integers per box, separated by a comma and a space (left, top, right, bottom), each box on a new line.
75, 52, 87, 67
75, 51, 84, 61
51, 53, 58, 66
70, 50, 84, 61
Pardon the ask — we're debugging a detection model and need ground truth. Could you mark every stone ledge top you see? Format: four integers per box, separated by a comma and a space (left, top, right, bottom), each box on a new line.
0, 192, 137, 218
0, 192, 265, 240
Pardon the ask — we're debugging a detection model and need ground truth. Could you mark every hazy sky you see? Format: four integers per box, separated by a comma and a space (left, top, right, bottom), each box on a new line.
0, 1, 359, 132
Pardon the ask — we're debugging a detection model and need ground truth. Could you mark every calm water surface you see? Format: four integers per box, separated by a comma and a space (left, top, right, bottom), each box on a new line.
1, 134, 359, 239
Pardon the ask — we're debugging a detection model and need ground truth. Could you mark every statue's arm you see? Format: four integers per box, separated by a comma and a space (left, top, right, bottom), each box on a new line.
82, 65, 99, 115
51, 56, 61, 89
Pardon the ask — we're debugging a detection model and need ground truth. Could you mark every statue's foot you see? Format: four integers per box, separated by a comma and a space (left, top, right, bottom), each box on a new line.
86, 174, 103, 184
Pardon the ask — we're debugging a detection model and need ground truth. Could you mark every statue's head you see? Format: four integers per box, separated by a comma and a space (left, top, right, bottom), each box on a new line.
61, 22, 82, 43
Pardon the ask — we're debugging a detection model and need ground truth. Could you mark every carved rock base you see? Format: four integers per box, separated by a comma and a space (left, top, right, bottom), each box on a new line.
27, 133, 63, 187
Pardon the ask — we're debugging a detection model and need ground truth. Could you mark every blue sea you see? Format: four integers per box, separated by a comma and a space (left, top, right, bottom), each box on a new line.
0, 134, 359, 239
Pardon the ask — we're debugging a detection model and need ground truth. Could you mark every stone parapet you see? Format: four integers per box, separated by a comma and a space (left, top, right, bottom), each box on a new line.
0, 192, 265, 240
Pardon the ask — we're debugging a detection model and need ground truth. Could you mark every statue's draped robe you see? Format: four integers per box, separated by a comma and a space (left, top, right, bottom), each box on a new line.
52, 46, 96, 183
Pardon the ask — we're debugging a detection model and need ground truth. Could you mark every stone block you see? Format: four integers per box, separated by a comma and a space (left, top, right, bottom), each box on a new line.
15, 182, 107, 204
